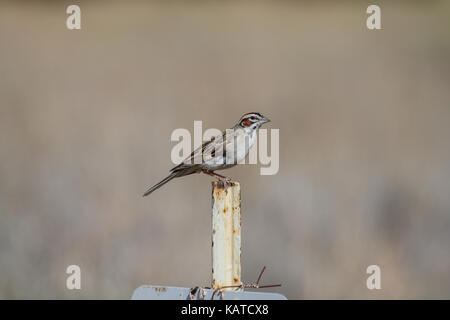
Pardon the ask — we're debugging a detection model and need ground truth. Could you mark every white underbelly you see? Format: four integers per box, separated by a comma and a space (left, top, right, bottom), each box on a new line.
203, 130, 256, 169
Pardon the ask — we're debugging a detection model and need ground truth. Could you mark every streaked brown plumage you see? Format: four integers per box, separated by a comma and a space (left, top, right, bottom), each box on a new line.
143, 112, 270, 196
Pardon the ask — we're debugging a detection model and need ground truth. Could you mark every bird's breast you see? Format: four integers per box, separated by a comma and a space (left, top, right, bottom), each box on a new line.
202, 130, 256, 169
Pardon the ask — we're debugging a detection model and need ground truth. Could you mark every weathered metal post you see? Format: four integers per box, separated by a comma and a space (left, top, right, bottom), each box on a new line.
131, 179, 286, 299
211, 181, 242, 291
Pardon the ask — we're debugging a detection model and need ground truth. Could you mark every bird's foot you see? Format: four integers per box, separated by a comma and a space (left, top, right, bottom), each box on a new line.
217, 176, 233, 186
203, 170, 234, 186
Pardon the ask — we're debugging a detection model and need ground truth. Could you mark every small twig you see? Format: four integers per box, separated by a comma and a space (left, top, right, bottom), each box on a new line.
211, 266, 281, 300
257, 284, 282, 289
256, 266, 266, 285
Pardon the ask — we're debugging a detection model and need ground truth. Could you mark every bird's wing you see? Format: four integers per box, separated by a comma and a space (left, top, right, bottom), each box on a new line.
202, 129, 246, 163
170, 131, 224, 171
170, 129, 244, 171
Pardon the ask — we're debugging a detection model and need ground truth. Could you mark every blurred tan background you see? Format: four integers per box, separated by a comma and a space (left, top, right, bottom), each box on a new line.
1, 0, 450, 299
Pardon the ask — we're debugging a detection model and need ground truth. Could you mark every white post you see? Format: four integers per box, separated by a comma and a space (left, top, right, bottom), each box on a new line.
211, 181, 242, 291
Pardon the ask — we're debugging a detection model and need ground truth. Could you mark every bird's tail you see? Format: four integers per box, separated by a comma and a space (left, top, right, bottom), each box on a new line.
143, 172, 178, 196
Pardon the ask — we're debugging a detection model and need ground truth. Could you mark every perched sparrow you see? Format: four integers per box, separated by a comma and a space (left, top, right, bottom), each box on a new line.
143, 112, 270, 196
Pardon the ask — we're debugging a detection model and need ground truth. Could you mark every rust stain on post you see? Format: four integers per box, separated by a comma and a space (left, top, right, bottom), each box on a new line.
211, 181, 242, 291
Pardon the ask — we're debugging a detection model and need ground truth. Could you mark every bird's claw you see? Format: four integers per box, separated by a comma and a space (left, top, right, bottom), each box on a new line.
218, 176, 233, 186
223, 177, 233, 184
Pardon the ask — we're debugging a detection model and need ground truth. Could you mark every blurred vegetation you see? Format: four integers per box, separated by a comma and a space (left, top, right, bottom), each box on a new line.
1, 1, 450, 299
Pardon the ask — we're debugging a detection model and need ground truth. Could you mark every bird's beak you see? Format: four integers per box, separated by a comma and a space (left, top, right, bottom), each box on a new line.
262, 117, 271, 124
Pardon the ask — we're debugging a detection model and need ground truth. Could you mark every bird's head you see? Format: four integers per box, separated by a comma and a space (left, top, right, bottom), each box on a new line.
237, 112, 271, 131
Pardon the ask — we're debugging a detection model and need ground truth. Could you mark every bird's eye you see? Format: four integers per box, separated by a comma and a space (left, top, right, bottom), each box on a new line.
250, 116, 257, 121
